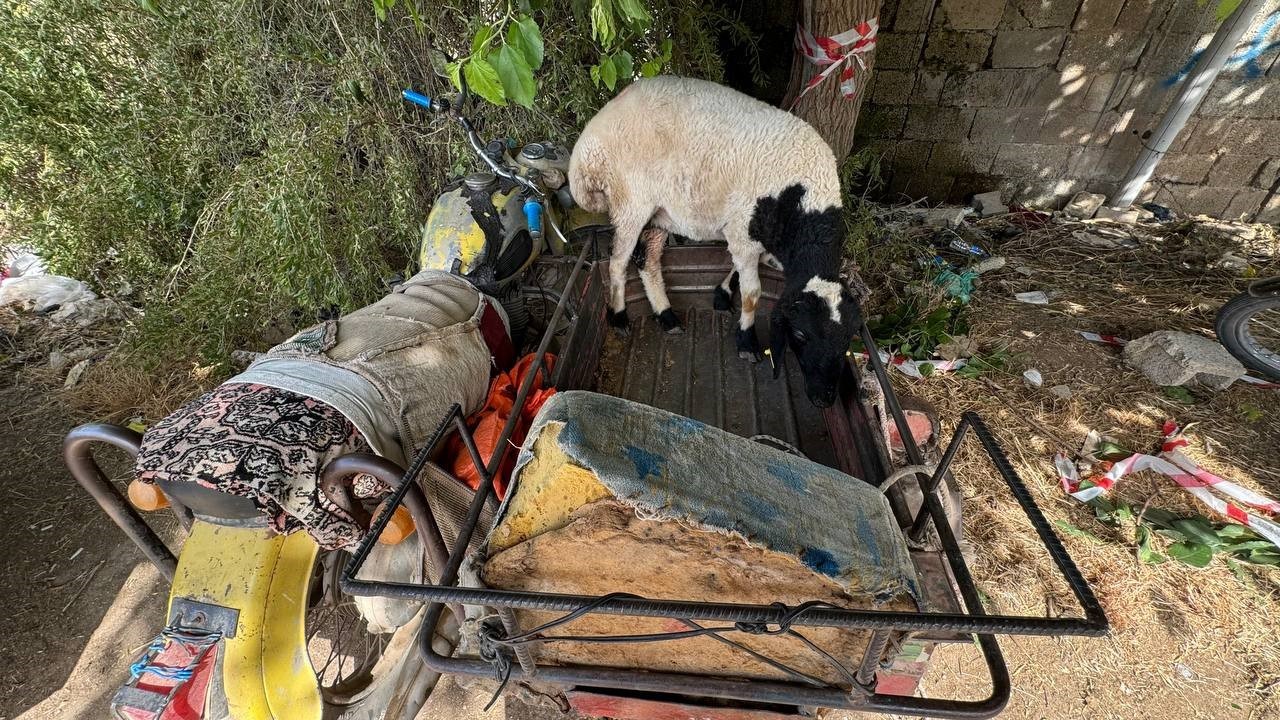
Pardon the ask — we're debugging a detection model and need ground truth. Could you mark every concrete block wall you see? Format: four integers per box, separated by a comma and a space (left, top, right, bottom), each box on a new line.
857, 0, 1280, 221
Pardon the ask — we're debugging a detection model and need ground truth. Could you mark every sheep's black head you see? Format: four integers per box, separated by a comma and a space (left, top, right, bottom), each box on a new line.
769, 277, 860, 408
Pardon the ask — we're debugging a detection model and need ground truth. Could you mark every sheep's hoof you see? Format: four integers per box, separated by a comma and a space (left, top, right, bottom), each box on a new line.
735, 328, 763, 363
607, 308, 630, 335
713, 286, 733, 312
656, 309, 683, 334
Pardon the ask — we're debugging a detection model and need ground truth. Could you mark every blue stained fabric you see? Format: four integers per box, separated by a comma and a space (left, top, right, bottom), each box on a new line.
503, 391, 919, 604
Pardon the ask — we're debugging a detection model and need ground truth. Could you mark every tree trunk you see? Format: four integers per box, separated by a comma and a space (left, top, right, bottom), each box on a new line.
783, 0, 882, 162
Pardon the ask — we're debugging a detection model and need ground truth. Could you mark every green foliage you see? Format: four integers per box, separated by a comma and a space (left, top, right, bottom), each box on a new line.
1089, 497, 1280, 568
0, 0, 730, 365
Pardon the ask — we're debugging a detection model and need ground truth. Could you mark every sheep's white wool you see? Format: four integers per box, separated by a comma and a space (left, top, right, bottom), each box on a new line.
803, 277, 843, 323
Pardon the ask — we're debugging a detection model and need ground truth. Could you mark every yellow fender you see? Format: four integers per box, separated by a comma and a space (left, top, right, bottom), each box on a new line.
169, 521, 321, 720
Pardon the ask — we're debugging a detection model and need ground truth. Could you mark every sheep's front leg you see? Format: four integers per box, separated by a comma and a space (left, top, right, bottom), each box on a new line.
734, 256, 764, 362
607, 214, 648, 334
638, 227, 682, 334
713, 270, 737, 312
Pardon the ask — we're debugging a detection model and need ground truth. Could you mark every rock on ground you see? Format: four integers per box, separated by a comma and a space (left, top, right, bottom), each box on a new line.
1122, 330, 1245, 389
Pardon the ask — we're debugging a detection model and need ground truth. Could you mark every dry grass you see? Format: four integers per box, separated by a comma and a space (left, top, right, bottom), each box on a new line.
868, 214, 1280, 718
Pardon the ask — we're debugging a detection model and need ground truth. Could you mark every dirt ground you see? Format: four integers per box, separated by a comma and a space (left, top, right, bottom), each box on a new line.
1, 213, 1278, 720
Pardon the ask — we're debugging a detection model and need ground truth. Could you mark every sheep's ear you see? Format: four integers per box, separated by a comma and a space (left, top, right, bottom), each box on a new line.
769, 313, 790, 380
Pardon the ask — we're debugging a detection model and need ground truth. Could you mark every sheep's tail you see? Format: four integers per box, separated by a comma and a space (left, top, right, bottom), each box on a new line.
568, 137, 611, 214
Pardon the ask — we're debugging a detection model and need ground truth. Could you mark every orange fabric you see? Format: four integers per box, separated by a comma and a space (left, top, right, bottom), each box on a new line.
448, 353, 557, 499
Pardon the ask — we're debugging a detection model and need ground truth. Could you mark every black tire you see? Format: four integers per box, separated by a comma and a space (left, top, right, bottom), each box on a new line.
1215, 291, 1280, 381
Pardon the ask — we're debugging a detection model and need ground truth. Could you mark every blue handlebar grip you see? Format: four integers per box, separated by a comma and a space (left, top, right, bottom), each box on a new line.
402, 89, 433, 110
524, 199, 544, 237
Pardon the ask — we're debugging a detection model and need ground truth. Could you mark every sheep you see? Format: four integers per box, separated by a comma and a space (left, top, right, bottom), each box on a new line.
569, 76, 859, 407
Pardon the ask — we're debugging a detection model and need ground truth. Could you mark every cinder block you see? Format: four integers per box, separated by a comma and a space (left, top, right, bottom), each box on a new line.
1114, 0, 1162, 31
1073, 0, 1124, 31
937, 0, 1008, 31
1067, 146, 1108, 177
1090, 134, 1144, 181
1014, 68, 1092, 109
1199, 79, 1280, 118
1002, 177, 1087, 208
1150, 184, 1238, 217
891, 0, 936, 32
876, 33, 927, 70
1257, 195, 1280, 224
991, 29, 1067, 68
1164, 0, 1217, 34
928, 142, 1000, 175
1207, 155, 1264, 187
940, 70, 1023, 107
905, 106, 977, 140
1000, 0, 1077, 28
991, 143, 1073, 177
1190, 117, 1280, 155
1037, 110, 1105, 144
1058, 31, 1149, 72
924, 31, 994, 69
1153, 152, 1217, 184
1083, 72, 1120, 111
1121, 73, 1177, 115
1253, 158, 1280, 189
1223, 189, 1268, 221
885, 140, 934, 172
910, 71, 949, 104
1139, 32, 1211, 76
969, 107, 1041, 143
872, 70, 916, 105
855, 105, 908, 139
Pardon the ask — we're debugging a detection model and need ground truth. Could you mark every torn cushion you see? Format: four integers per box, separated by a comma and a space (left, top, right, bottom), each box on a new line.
482, 391, 918, 683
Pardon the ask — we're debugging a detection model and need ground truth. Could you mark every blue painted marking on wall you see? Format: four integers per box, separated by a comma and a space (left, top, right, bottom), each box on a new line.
766, 459, 809, 492
623, 444, 666, 481
1164, 10, 1280, 87
801, 547, 842, 577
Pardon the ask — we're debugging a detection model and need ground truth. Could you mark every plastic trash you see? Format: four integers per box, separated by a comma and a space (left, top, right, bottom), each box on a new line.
1023, 369, 1043, 388
1141, 202, 1174, 222
1015, 291, 1050, 304
0, 274, 97, 314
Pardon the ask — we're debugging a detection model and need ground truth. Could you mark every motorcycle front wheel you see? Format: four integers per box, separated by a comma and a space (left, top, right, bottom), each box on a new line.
1215, 290, 1280, 381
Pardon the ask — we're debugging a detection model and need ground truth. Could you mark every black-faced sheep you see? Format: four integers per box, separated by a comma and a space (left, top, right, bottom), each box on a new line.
568, 76, 859, 407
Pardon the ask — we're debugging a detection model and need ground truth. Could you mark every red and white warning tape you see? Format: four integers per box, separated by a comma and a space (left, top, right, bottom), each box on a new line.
793, 19, 878, 104
1055, 420, 1280, 549
1078, 330, 1279, 388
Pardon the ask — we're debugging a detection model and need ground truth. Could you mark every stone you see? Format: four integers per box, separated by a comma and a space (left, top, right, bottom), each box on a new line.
1122, 331, 1245, 390
969, 107, 1041, 143
991, 30, 1067, 68
1223, 189, 1268, 221
1073, 0, 1124, 31
1154, 153, 1216, 184
940, 70, 1022, 107
1037, 110, 1105, 145
991, 144, 1072, 177
1023, 369, 1043, 387
924, 31, 994, 69
1000, 0, 1077, 29
937, 335, 979, 360
904, 206, 972, 228
1050, 384, 1073, 399
876, 32, 928, 69
1158, 185, 1238, 218
939, 0, 1006, 30
1064, 191, 1106, 219
911, 70, 949, 104
904, 106, 976, 140
972, 190, 1008, 216
64, 358, 92, 390
49, 350, 68, 373
871, 70, 916, 105
1058, 31, 1148, 72
1092, 207, 1142, 224
1207, 154, 1263, 187
972, 255, 1007, 274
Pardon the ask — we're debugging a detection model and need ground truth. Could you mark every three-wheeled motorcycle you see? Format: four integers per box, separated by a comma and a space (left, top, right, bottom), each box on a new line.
67, 86, 1108, 720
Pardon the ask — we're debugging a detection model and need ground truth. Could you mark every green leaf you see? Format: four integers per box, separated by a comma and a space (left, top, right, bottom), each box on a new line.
640, 59, 661, 77
1054, 519, 1103, 544
1225, 540, 1277, 552
599, 53, 618, 90
1163, 385, 1194, 403
492, 44, 536, 108
472, 24, 497, 55
1216, 524, 1254, 539
612, 50, 633, 82
1245, 550, 1280, 566
590, 0, 616, 44
1136, 524, 1166, 564
589, 63, 601, 87
371, 0, 386, 22
1172, 518, 1224, 549
1167, 541, 1214, 568
614, 0, 651, 26
918, 362, 935, 377
463, 58, 506, 105
445, 61, 463, 90
1090, 496, 1117, 523
508, 16, 545, 70
1240, 403, 1263, 423
660, 37, 673, 61
1216, 0, 1243, 23
1095, 440, 1131, 461
137, 0, 162, 16
405, 0, 424, 31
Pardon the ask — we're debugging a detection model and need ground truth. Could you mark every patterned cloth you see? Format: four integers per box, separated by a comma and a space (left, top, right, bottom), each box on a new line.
136, 383, 382, 549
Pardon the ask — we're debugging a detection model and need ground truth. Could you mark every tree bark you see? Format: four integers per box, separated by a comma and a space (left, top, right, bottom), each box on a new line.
783, 0, 882, 162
